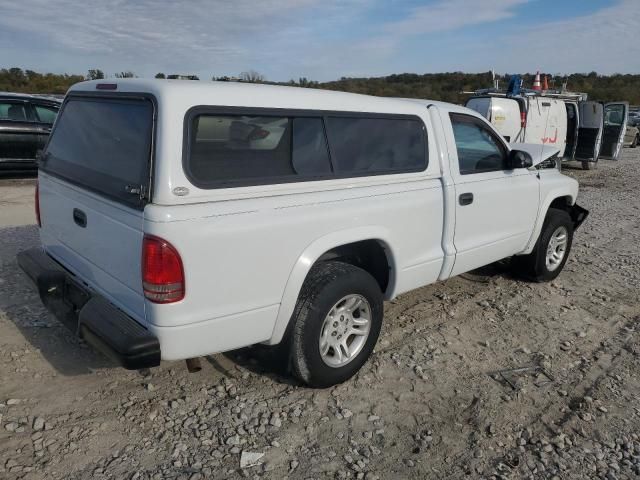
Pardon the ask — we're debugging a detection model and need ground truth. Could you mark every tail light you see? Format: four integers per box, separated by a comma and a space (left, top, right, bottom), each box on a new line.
35, 181, 41, 227
142, 235, 185, 303
520, 111, 527, 128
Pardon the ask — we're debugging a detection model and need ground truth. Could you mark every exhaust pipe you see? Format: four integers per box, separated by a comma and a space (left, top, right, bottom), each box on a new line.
185, 357, 202, 373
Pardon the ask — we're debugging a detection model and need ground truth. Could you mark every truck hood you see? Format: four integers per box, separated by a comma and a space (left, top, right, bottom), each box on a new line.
510, 143, 560, 167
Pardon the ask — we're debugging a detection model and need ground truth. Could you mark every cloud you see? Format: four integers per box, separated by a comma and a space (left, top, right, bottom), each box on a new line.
0, 0, 358, 75
383, 0, 529, 36
1, 0, 638, 81
492, 0, 640, 74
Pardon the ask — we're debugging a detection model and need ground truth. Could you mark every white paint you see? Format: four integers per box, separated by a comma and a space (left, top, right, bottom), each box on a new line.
466, 96, 567, 158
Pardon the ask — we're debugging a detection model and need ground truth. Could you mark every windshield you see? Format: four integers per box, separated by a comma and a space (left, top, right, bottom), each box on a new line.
42, 96, 153, 208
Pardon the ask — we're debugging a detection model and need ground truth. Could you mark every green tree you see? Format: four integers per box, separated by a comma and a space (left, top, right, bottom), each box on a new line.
115, 71, 136, 78
239, 70, 265, 83
87, 69, 105, 80
155, 72, 166, 79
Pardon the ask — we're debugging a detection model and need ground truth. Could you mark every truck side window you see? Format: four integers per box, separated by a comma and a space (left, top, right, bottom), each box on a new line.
187, 114, 335, 187
185, 111, 427, 188
325, 117, 426, 174
449, 113, 508, 175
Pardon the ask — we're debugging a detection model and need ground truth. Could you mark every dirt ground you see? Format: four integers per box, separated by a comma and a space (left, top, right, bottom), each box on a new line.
0, 151, 639, 480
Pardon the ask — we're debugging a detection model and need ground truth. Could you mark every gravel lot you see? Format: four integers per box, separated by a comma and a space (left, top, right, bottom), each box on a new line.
0, 151, 639, 480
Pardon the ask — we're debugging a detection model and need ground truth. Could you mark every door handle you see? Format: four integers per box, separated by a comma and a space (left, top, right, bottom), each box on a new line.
459, 193, 474, 206
73, 208, 87, 228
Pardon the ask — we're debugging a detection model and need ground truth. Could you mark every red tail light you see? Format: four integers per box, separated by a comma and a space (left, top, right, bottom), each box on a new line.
35, 181, 41, 227
520, 111, 527, 128
142, 235, 185, 303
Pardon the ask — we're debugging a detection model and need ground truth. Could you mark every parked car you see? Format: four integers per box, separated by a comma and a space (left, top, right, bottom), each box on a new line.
0, 93, 61, 175
624, 117, 639, 148
18, 80, 588, 387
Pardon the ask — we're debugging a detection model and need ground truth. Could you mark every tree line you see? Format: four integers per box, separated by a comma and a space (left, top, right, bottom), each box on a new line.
2, 67, 640, 104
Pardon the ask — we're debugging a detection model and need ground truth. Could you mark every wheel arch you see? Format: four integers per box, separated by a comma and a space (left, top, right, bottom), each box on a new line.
267, 227, 396, 345
521, 188, 578, 255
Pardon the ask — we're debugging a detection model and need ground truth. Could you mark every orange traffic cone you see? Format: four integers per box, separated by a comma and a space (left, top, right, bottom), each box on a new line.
532, 71, 542, 91
542, 75, 549, 90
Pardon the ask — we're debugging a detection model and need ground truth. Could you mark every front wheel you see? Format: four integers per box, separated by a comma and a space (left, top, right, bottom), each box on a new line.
512, 208, 574, 282
288, 261, 383, 388
632, 135, 639, 148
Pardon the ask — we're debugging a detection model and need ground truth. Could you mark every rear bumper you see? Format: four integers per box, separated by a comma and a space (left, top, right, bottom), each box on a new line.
17, 247, 160, 370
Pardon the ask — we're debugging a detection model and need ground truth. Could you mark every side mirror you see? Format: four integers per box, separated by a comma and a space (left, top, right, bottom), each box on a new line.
508, 149, 533, 169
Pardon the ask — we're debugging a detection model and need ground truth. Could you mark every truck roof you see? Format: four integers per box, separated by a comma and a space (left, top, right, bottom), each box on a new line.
70, 79, 475, 117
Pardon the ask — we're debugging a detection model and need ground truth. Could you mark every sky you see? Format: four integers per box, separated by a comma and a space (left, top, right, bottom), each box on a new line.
1, 0, 639, 81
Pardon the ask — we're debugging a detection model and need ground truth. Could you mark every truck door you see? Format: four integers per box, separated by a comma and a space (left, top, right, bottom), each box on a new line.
575, 101, 603, 163
446, 113, 539, 276
600, 102, 628, 160
542, 100, 566, 159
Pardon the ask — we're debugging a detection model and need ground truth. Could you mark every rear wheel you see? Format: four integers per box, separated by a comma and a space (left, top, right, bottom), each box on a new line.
288, 261, 383, 387
512, 208, 574, 282
632, 134, 639, 148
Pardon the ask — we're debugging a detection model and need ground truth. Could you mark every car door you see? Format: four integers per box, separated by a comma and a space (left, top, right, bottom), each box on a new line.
31, 102, 59, 153
0, 99, 43, 164
446, 113, 539, 277
600, 102, 628, 160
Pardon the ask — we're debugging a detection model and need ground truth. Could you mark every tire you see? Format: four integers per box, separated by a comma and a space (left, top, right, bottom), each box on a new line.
512, 208, 574, 282
632, 135, 638, 148
288, 261, 383, 388
582, 160, 597, 170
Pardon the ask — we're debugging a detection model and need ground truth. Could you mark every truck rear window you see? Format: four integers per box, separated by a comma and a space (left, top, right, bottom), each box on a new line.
42, 96, 153, 208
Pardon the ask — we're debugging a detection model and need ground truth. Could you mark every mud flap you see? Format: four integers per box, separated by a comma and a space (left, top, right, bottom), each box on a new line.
570, 204, 589, 230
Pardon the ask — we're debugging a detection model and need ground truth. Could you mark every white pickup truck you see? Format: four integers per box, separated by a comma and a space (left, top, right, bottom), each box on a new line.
18, 80, 588, 387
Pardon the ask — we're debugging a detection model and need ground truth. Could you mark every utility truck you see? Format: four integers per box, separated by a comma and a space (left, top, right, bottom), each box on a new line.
19, 80, 588, 387
466, 89, 629, 170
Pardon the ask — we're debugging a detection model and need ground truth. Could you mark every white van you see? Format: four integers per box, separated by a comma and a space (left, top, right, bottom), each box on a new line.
466, 95, 629, 169
18, 80, 587, 387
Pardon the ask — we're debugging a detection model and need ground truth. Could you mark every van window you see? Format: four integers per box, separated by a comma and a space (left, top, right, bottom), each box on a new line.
449, 113, 507, 174
187, 114, 332, 187
604, 104, 625, 126
41, 96, 154, 208
325, 117, 426, 174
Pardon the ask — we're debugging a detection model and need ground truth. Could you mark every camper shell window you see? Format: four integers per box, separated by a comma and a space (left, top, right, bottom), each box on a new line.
183, 107, 428, 188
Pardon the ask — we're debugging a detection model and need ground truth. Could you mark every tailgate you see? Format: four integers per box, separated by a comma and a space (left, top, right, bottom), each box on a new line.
37, 94, 155, 323
39, 172, 146, 322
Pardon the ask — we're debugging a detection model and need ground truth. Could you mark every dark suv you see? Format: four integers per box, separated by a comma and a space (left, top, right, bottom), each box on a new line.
0, 93, 62, 175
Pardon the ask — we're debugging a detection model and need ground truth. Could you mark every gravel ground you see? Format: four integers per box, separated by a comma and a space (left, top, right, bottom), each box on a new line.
0, 151, 639, 480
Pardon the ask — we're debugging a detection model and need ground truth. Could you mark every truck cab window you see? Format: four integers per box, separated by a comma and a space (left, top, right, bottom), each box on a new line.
449, 113, 507, 175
